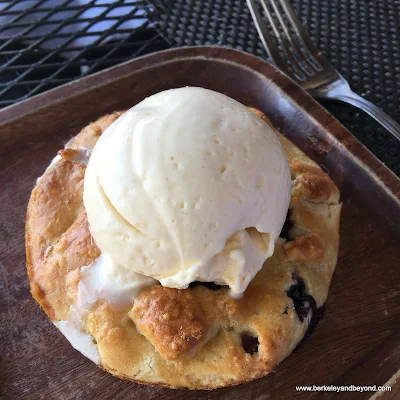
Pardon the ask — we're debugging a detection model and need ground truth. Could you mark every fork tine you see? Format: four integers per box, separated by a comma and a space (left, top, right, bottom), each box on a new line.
268, 0, 315, 76
277, 0, 323, 70
246, 0, 291, 74
260, 0, 307, 80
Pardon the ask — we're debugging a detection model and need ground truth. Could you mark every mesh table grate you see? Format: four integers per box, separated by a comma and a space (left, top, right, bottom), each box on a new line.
0, 0, 170, 107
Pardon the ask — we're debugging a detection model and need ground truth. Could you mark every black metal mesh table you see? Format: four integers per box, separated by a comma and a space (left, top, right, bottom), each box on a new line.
1, 0, 399, 174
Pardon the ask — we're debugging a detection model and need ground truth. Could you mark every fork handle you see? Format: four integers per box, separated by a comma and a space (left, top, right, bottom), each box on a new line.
328, 90, 400, 142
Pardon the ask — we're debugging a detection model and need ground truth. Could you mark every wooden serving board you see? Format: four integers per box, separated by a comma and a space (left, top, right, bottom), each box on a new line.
0, 47, 399, 400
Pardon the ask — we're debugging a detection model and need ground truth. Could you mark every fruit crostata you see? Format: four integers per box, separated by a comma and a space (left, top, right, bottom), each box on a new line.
26, 93, 341, 389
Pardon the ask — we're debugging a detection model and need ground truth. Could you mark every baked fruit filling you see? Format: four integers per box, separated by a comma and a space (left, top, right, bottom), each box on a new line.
26, 88, 341, 389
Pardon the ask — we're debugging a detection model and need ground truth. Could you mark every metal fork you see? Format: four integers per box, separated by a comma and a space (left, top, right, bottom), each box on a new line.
246, 0, 400, 142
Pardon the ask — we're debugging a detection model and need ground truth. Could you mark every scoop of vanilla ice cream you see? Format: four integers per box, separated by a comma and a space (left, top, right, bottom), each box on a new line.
84, 87, 291, 297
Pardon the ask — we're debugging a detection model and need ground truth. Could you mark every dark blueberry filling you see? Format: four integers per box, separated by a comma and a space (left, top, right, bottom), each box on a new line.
241, 333, 259, 355
295, 305, 325, 351
280, 209, 294, 240
286, 273, 325, 350
189, 281, 223, 291
286, 275, 317, 322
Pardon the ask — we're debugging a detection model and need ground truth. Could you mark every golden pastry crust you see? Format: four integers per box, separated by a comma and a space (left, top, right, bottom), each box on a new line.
130, 285, 216, 361
26, 108, 341, 389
